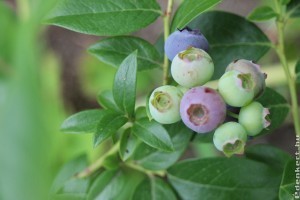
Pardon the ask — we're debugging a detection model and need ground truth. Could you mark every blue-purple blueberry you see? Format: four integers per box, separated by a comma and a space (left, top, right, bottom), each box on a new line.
164, 28, 209, 61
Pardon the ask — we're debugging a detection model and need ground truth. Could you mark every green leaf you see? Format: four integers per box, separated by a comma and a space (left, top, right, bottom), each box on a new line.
168, 157, 282, 200
132, 177, 177, 200
287, 0, 300, 18
188, 11, 271, 79
97, 90, 122, 113
94, 111, 127, 147
89, 36, 162, 71
50, 193, 86, 200
132, 118, 174, 152
248, 6, 278, 21
279, 159, 296, 200
113, 51, 137, 118
134, 122, 192, 170
245, 144, 292, 171
256, 87, 290, 136
295, 60, 300, 84
45, 0, 162, 36
102, 154, 120, 170
145, 92, 153, 121
61, 109, 105, 134
50, 155, 89, 199
87, 169, 144, 200
135, 107, 148, 120
119, 128, 139, 161
171, 0, 221, 31
281, 0, 291, 5
0, 3, 16, 64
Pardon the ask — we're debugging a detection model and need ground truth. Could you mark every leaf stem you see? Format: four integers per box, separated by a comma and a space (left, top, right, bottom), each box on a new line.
163, 0, 174, 85
125, 162, 166, 177
274, 1, 300, 135
74, 141, 120, 179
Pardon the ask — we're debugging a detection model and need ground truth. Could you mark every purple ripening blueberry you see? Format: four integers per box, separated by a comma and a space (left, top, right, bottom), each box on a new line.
164, 28, 209, 61
180, 86, 226, 133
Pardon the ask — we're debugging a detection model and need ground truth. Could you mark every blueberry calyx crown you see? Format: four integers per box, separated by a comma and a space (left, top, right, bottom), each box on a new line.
237, 73, 254, 90
151, 91, 172, 112
187, 104, 209, 126
178, 47, 211, 62
223, 139, 245, 157
177, 26, 201, 35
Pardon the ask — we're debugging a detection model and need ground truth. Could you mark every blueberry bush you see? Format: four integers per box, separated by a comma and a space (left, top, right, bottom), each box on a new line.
45, 0, 299, 199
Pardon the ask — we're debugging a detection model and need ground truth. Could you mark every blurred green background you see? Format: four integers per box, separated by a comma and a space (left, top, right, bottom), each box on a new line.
0, 0, 299, 199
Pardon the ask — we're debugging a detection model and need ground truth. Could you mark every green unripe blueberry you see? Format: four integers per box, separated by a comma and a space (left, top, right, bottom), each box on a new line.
238, 101, 271, 136
218, 70, 255, 107
171, 47, 214, 88
148, 85, 182, 124
226, 59, 266, 98
213, 122, 247, 157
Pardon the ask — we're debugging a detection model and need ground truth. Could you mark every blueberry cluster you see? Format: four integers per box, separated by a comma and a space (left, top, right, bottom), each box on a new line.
148, 28, 271, 157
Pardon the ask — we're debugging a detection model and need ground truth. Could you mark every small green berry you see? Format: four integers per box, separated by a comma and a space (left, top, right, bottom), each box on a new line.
226, 59, 266, 98
218, 70, 255, 107
213, 122, 247, 157
171, 47, 214, 88
148, 85, 182, 124
238, 101, 271, 136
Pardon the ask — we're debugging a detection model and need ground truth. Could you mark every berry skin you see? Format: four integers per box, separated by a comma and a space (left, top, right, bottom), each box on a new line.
238, 101, 271, 136
226, 59, 266, 98
218, 70, 255, 107
171, 47, 214, 88
164, 28, 209, 61
180, 86, 226, 133
148, 85, 182, 124
213, 122, 247, 157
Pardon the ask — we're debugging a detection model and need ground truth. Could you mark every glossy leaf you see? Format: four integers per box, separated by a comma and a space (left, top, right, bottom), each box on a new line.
45, 0, 162, 36
188, 11, 271, 79
94, 111, 127, 147
256, 87, 290, 136
97, 90, 122, 113
50, 155, 89, 199
245, 144, 292, 171
132, 177, 177, 200
248, 6, 277, 21
287, 0, 300, 18
132, 118, 174, 152
168, 157, 282, 200
60, 109, 105, 134
87, 169, 144, 200
171, 0, 221, 31
279, 159, 296, 200
119, 128, 139, 161
113, 51, 137, 118
295, 60, 300, 84
89, 36, 162, 71
134, 122, 192, 170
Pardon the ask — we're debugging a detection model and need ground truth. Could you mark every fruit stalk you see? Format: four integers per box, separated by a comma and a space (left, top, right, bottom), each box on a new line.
163, 0, 174, 85
275, 0, 300, 135
74, 141, 120, 178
